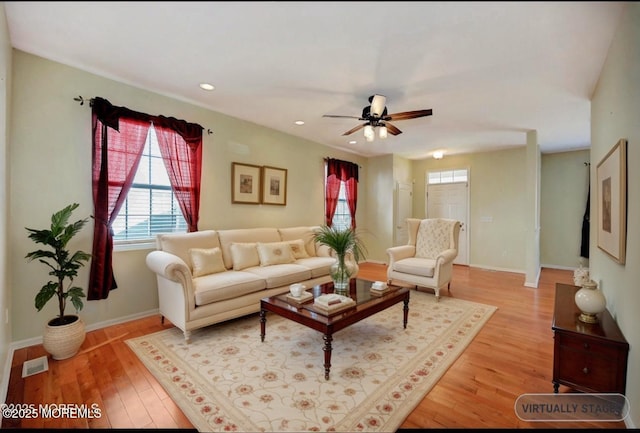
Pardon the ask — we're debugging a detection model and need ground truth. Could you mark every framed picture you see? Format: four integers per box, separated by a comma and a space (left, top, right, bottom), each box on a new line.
261, 166, 287, 205
596, 139, 627, 264
231, 162, 262, 204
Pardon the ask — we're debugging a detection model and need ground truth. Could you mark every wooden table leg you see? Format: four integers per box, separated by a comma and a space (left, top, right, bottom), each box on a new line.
403, 293, 410, 329
260, 309, 266, 342
323, 333, 333, 380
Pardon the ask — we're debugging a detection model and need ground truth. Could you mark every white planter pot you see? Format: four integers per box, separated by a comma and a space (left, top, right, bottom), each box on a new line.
43, 315, 86, 360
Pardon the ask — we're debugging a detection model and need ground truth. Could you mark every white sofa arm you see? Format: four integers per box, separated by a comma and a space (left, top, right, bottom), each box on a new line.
386, 245, 416, 263
146, 250, 192, 282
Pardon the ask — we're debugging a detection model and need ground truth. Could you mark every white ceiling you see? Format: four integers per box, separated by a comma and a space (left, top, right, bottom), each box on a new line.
4, 1, 625, 159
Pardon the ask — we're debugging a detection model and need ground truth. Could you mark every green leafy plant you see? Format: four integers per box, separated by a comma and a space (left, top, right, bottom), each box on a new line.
25, 203, 91, 326
313, 225, 368, 291
312, 225, 367, 262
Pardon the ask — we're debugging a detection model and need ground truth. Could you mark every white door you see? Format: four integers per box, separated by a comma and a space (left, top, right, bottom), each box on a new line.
426, 182, 469, 265
394, 182, 413, 246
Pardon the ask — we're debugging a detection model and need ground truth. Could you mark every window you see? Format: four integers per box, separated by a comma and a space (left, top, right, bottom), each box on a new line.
112, 125, 187, 242
427, 169, 468, 185
331, 182, 351, 231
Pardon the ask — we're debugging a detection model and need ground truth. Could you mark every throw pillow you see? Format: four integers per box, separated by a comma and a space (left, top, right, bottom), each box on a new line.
189, 247, 226, 277
287, 239, 310, 259
257, 241, 295, 266
230, 242, 260, 271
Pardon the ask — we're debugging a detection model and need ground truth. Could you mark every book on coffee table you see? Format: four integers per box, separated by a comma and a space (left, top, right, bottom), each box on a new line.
370, 287, 390, 296
285, 291, 313, 304
313, 294, 356, 315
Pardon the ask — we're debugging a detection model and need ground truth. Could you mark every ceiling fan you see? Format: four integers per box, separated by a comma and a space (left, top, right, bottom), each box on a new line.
323, 94, 433, 140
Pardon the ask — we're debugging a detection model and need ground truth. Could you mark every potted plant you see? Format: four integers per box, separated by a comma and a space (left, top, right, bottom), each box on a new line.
25, 203, 91, 360
312, 225, 367, 295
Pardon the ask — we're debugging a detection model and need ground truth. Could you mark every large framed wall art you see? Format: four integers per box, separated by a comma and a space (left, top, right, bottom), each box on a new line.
261, 166, 287, 205
596, 139, 627, 264
231, 162, 262, 204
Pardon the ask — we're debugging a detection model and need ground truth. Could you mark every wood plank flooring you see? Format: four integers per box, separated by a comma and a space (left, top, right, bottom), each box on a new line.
3, 263, 627, 429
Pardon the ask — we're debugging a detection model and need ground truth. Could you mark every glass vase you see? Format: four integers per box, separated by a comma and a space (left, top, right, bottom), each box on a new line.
330, 253, 358, 296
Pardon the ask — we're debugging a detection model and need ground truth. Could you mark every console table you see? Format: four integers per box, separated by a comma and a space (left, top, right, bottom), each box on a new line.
552, 283, 629, 394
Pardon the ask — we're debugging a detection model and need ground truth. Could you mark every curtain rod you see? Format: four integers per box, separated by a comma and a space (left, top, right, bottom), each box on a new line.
323, 157, 362, 168
73, 96, 213, 135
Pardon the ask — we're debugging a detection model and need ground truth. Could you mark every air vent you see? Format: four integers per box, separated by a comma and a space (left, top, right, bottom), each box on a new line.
22, 356, 49, 378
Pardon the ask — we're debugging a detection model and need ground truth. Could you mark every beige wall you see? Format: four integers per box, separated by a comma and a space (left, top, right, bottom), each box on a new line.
8, 50, 368, 342
412, 148, 528, 273
364, 154, 394, 262
0, 3, 12, 401
590, 3, 639, 427
540, 150, 590, 268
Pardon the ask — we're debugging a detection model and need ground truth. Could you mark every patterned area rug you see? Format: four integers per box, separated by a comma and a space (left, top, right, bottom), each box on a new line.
126, 291, 496, 432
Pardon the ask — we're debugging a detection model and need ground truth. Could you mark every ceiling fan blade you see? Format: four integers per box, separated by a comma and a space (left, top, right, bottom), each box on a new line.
369, 94, 387, 118
323, 114, 362, 119
342, 123, 366, 136
386, 109, 433, 121
385, 123, 402, 135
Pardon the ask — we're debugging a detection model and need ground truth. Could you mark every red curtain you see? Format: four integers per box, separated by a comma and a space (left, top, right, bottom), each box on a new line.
154, 118, 203, 232
89, 97, 203, 300
325, 158, 359, 229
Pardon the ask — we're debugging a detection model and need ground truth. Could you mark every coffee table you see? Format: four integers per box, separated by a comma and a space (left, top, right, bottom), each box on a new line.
260, 278, 410, 380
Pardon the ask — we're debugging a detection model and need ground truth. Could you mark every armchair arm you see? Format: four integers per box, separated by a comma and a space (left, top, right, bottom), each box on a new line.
386, 245, 416, 263
436, 248, 458, 265
146, 250, 192, 282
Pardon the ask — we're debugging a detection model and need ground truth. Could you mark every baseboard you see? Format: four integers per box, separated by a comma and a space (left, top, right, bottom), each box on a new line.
9, 308, 160, 351
469, 263, 525, 275
362, 259, 386, 265
540, 263, 583, 271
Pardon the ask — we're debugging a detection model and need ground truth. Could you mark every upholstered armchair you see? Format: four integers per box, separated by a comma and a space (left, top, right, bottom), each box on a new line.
386, 218, 461, 301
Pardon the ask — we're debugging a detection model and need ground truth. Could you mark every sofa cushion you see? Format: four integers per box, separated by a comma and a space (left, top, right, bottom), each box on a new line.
230, 242, 260, 271
218, 228, 281, 269
278, 226, 319, 257
294, 256, 335, 278
189, 247, 226, 277
245, 264, 312, 288
287, 239, 310, 259
392, 257, 436, 278
257, 241, 295, 266
192, 271, 266, 305
157, 230, 221, 270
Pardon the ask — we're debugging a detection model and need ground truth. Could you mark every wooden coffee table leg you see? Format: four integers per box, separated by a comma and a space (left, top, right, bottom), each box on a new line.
403, 295, 410, 329
260, 309, 267, 342
323, 333, 333, 380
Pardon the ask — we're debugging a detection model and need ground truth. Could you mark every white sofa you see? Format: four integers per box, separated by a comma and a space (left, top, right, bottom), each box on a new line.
146, 226, 335, 341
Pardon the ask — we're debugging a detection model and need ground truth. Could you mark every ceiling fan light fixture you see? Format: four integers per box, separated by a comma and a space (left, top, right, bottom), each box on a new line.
364, 124, 375, 141
379, 125, 388, 139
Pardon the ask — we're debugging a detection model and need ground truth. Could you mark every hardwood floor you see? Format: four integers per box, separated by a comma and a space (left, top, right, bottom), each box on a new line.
3, 263, 627, 429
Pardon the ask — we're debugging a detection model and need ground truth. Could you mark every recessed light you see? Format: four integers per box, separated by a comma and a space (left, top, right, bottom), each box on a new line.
199, 83, 215, 91
349, 140, 357, 144
294, 120, 305, 125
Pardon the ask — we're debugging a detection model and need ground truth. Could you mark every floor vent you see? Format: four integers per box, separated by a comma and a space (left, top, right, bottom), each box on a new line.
22, 356, 49, 378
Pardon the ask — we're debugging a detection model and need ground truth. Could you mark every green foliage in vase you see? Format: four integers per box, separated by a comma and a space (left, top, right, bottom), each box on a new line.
312, 225, 367, 262
25, 203, 91, 325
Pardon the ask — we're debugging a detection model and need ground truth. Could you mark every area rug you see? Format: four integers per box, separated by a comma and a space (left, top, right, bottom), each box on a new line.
126, 291, 496, 432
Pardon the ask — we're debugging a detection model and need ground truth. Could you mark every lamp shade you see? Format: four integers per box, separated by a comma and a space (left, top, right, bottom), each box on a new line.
379, 125, 388, 139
